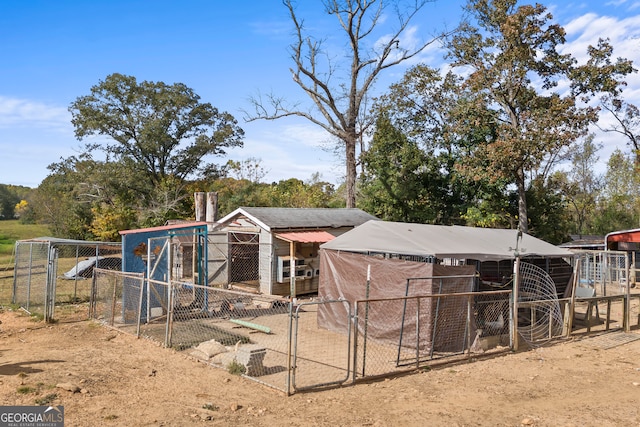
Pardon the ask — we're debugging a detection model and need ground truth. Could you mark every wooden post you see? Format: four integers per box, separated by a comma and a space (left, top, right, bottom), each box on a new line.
206, 192, 218, 223
194, 192, 206, 222
513, 257, 520, 351
565, 259, 579, 336
625, 254, 631, 333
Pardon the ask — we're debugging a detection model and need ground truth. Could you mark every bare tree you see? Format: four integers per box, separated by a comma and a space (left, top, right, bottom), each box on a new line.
598, 95, 640, 166
245, 0, 439, 208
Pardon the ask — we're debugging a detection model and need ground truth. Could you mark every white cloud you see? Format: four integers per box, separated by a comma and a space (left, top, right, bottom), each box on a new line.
0, 96, 70, 131
227, 120, 343, 184
552, 11, 640, 168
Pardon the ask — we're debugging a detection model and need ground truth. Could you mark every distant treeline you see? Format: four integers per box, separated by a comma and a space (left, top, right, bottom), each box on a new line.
0, 184, 33, 220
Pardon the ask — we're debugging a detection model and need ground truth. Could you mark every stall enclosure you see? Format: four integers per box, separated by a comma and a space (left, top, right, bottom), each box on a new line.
319, 249, 477, 353
318, 220, 575, 351
119, 222, 208, 322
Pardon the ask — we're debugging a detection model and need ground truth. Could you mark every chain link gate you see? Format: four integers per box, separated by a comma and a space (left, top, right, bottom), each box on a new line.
291, 299, 352, 392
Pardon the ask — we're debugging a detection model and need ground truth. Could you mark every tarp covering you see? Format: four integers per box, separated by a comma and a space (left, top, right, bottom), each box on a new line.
320, 220, 573, 262
62, 257, 103, 279
318, 249, 477, 352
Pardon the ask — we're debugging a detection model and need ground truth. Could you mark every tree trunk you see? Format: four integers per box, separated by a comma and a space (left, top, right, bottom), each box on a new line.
345, 136, 357, 208
516, 167, 528, 233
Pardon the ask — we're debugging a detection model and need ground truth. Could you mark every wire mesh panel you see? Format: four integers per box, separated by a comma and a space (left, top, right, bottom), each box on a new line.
51, 242, 122, 304
517, 261, 564, 346
292, 300, 351, 392
354, 290, 512, 380
354, 297, 415, 378
602, 251, 630, 294
91, 269, 144, 332
473, 291, 512, 347
172, 285, 293, 393
569, 251, 635, 336
89, 269, 294, 392
12, 241, 49, 314
574, 250, 629, 296
13, 239, 121, 320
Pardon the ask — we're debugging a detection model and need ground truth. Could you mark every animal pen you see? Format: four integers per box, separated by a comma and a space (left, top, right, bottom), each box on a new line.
11, 231, 640, 395
12, 237, 121, 321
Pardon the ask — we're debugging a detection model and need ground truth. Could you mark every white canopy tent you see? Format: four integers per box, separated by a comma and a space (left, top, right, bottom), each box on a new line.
320, 220, 573, 262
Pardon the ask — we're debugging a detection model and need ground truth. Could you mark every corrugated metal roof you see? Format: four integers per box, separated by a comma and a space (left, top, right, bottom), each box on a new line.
119, 221, 208, 235
275, 230, 336, 243
215, 207, 378, 231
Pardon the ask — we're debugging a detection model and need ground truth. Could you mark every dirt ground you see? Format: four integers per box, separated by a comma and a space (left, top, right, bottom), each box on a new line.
0, 306, 639, 427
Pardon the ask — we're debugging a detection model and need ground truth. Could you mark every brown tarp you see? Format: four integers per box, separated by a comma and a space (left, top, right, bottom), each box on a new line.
318, 249, 477, 352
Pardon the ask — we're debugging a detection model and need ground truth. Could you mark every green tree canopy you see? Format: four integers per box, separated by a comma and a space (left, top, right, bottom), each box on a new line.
591, 149, 640, 233
69, 73, 244, 190
0, 185, 20, 220
445, 0, 633, 233
367, 65, 509, 226
553, 135, 603, 237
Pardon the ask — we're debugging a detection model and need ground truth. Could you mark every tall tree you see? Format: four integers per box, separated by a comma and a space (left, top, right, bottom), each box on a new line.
446, 0, 632, 233
369, 66, 507, 224
554, 135, 603, 237
592, 149, 639, 233
246, 0, 439, 208
69, 73, 244, 207
32, 157, 95, 239
525, 176, 570, 244
360, 113, 441, 222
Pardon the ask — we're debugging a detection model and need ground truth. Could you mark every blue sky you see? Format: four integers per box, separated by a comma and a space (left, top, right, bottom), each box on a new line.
1, 1, 640, 188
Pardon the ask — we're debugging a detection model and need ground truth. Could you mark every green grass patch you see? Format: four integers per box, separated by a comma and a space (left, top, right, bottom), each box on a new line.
0, 220, 50, 266
227, 359, 246, 376
34, 393, 58, 406
17, 386, 36, 394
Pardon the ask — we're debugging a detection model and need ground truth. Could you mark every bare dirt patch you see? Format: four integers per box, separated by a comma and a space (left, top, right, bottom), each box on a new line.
0, 307, 639, 426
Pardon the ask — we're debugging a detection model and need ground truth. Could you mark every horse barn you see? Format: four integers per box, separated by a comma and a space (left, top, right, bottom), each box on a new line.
207, 207, 378, 295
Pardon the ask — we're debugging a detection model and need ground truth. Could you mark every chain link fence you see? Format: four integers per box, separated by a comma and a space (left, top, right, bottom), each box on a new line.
90, 269, 145, 329
84, 258, 640, 394
13, 239, 121, 321
353, 290, 512, 380
91, 269, 294, 392
292, 300, 351, 391
91, 269, 515, 393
